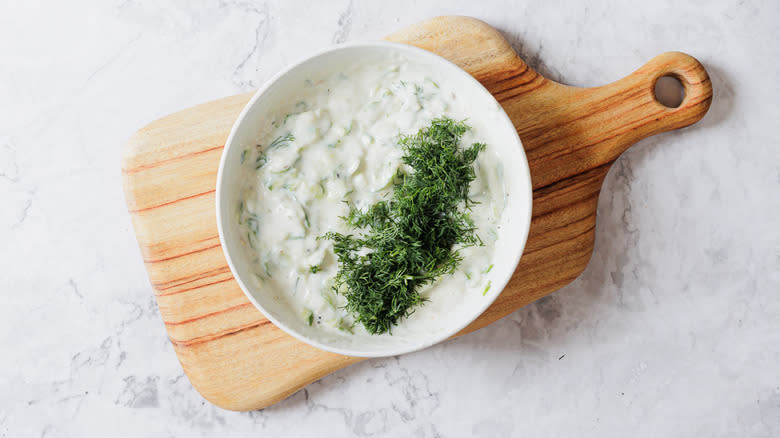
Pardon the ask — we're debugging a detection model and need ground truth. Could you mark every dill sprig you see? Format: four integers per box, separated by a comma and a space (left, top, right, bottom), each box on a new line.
322, 117, 485, 334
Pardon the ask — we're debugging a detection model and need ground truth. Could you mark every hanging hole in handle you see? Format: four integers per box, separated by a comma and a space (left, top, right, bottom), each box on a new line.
654, 75, 685, 108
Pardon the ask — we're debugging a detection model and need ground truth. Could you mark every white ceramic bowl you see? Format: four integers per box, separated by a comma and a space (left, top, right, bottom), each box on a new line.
216, 41, 532, 357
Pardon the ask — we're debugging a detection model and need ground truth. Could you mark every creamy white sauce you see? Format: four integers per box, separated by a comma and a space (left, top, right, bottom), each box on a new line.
236, 55, 506, 338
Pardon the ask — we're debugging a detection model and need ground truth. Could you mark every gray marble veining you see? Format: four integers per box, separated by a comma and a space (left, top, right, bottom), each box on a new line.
1, 0, 779, 436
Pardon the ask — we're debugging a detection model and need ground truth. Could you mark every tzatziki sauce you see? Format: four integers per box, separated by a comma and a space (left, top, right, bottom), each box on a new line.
236, 53, 506, 340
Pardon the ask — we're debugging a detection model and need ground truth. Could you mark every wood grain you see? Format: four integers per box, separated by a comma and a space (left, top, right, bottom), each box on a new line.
122, 16, 712, 411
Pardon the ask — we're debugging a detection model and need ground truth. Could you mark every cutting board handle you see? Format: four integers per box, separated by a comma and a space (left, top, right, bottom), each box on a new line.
591, 51, 713, 159
517, 50, 713, 189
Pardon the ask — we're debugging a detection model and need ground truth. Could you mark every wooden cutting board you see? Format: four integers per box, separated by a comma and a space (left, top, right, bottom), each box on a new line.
122, 16, 712, 411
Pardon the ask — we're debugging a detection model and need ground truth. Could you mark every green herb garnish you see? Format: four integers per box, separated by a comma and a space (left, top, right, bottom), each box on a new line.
267, 133, 295, 150
302, 207, 310, 228
309, 265, 322, 274
414, 84, 425, 98
321, 117, 485, 334
246, 213, 259, 236
255, 150, 267, 169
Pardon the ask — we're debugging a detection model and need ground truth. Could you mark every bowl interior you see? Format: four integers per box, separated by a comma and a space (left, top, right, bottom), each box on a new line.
217, 42, 532, 357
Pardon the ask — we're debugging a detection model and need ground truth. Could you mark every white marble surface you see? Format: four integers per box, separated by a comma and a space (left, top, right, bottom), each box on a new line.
2, 0, 779, 436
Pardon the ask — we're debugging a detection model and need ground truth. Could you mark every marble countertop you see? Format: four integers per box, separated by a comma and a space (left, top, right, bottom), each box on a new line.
2, 0, 779, 436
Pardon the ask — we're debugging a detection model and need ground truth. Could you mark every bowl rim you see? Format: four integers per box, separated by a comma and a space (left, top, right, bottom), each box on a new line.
216, 40, 533, 357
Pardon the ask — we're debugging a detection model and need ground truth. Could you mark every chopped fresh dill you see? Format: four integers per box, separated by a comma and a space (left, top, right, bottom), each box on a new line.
255, 149, 267, 169
414, 84, 430, 106
246, 214, 259, 235
240, 149, 248, 164
482, 281, 492, 296
267, 133, 295, 150
263, 261, 273, 278
485, 264, 494, 273
321, 117, 485, 334
425, 77, 439, 88
309, 265, 322, 274
271, 166, 293, 174
307, 310, 314, 326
